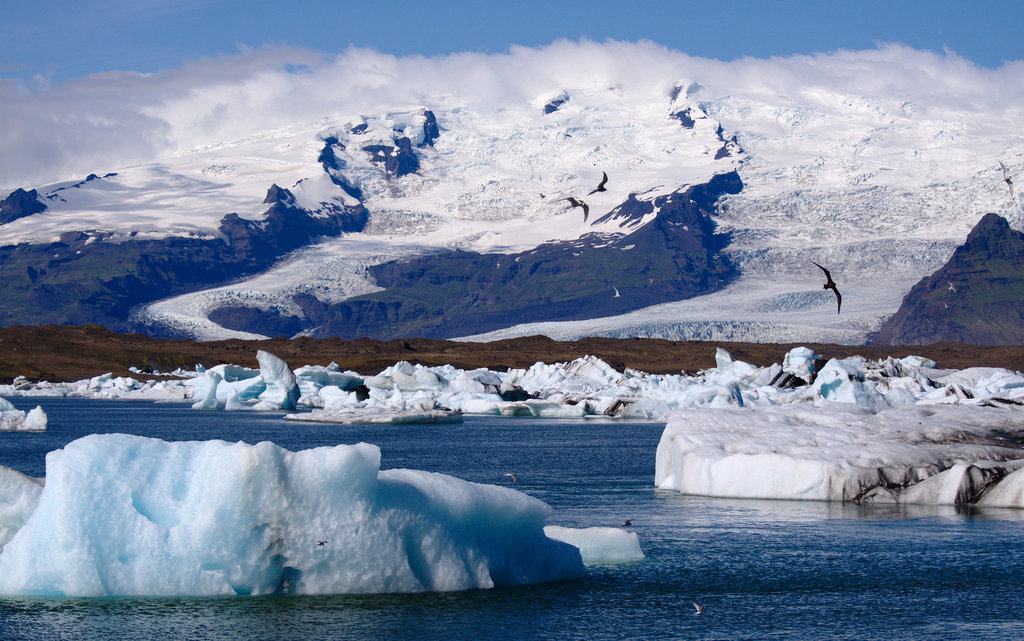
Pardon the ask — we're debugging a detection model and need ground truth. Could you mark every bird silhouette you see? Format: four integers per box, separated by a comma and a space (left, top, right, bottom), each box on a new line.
1000, 161, 1015, 201
692, 602, 705, 615
561, 197, 589, 222
947, 281, 957, 293
504, 472, 518, 484
811, 260, 842, 314
621, 519, 632, 527
316, 540, 327, 547
587, 171, 609, 195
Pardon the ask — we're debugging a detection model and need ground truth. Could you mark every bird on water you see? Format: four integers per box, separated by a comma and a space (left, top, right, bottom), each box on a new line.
811, 260, 842, 314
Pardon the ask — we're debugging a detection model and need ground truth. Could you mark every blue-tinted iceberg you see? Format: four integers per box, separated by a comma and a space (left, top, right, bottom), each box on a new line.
0, 435, 583, 597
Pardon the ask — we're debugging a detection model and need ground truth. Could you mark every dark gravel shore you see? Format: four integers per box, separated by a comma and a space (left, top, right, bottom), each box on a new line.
1, 324, 1022, 383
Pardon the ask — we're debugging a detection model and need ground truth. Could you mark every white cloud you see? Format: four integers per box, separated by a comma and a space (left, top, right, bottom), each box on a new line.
2, 40, 1024, 191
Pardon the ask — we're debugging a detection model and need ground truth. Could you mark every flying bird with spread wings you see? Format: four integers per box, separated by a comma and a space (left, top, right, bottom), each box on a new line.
561, 197, 589, 222
587, 171, 609, 195
1000, 161, 1016, 202
811, 260, 842, 314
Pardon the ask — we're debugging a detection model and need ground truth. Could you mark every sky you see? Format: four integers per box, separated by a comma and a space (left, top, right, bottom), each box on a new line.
2, 0, 1023, 85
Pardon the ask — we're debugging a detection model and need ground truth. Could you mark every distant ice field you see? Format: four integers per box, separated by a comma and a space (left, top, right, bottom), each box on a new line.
4, 43, 1023, 343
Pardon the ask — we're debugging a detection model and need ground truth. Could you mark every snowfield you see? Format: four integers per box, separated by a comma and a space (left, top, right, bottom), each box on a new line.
3, 42, 1023, 343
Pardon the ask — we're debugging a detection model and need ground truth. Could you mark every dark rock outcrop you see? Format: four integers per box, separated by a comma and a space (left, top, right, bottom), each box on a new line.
362, 137, 419, 177
421, 109, 440, 147
304, 171, 742, 340
543, 94, 569, 114
0, 188, 46, 225
872, 213, 1024, 345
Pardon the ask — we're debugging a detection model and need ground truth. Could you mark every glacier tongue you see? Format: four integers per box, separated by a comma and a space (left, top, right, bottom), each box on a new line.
0, 434, 583, 597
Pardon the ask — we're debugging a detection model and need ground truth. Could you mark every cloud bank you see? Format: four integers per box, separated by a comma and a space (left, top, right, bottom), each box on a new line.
3, 40, 1024, 191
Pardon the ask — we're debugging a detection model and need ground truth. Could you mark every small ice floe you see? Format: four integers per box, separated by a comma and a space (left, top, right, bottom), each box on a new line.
0, 399, 46, 432
284, 407, 463, 425
543, 525, 645, 565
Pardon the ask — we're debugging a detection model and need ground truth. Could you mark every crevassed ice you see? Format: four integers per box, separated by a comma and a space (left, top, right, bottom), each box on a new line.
0, 434, 583, 597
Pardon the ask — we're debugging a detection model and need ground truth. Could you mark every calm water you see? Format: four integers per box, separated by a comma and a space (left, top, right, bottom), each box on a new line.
1, 398, 1023, 640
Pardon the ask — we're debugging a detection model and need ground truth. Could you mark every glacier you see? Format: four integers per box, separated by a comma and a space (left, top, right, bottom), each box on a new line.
0, 434, 584, 597
5, 43, 1023, 343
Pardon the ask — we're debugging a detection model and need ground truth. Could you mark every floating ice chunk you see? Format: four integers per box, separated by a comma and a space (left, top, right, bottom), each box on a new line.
809, 357, 889, 411
656, 403, 1024, 505
782, 346, 817, 381
254, 350, 300, 410
0, 399, 46, 432
318, 386, 360, 410
0, 435, 582, 596
22, 407, 46, 432
0, 467, 43, 551
191, 371, 224, 410
284, 408, 463, 425
544, 526, 644, 564
901, 355, 937, 369
294, 364, 363, 402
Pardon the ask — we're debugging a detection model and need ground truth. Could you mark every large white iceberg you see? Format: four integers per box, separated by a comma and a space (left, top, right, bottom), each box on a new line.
0, 434, 583, 597
655, 403, 1024, 506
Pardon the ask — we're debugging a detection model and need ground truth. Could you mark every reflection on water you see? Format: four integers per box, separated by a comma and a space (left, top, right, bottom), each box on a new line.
0, 399, 1023, 640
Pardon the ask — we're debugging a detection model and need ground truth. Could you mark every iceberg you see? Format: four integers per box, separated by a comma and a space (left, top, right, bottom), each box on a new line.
0, 398, 46, 432
655, 403, 1024, 506
6, 345, 1024, 424
284, 407, 463, 425
254, 350, 300, 410
0, 467, 42, 552
543, 526, 645, 565
0, 434, 583, 597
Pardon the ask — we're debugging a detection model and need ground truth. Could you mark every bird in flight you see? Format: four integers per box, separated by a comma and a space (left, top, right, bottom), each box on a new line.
504, 472, 518, 484
1000, 161, 1016, 201
811, 260, 842, 314
587, 171, 609, 195
561, 197, 589, 222
692, 602, 705, 615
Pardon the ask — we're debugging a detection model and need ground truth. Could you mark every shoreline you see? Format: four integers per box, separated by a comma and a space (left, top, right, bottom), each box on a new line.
1, 324, 1022, 383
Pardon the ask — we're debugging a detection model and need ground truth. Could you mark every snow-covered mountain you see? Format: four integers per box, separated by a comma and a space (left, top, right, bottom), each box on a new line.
1, 41, 1022, 343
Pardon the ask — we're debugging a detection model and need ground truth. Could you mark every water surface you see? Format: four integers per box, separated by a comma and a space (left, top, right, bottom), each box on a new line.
1, 398, 1022, 640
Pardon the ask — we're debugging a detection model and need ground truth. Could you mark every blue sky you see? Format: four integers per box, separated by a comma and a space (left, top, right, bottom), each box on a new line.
2, 0, 1022, 84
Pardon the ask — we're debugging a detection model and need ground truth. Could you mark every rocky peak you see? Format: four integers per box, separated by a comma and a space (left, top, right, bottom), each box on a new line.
0, 188, 46, 225
871, 213, 1024, 345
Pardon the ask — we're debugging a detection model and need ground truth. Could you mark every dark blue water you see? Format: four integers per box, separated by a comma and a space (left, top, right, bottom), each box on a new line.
1, 398, 1023, 640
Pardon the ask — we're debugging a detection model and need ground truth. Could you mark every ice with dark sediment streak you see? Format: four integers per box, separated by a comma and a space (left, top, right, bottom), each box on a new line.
656, 403, 1024, 507
0, 434, 584, 597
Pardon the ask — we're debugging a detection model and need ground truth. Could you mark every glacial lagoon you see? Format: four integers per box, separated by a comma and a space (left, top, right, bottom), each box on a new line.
0, 398, 1022, 640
